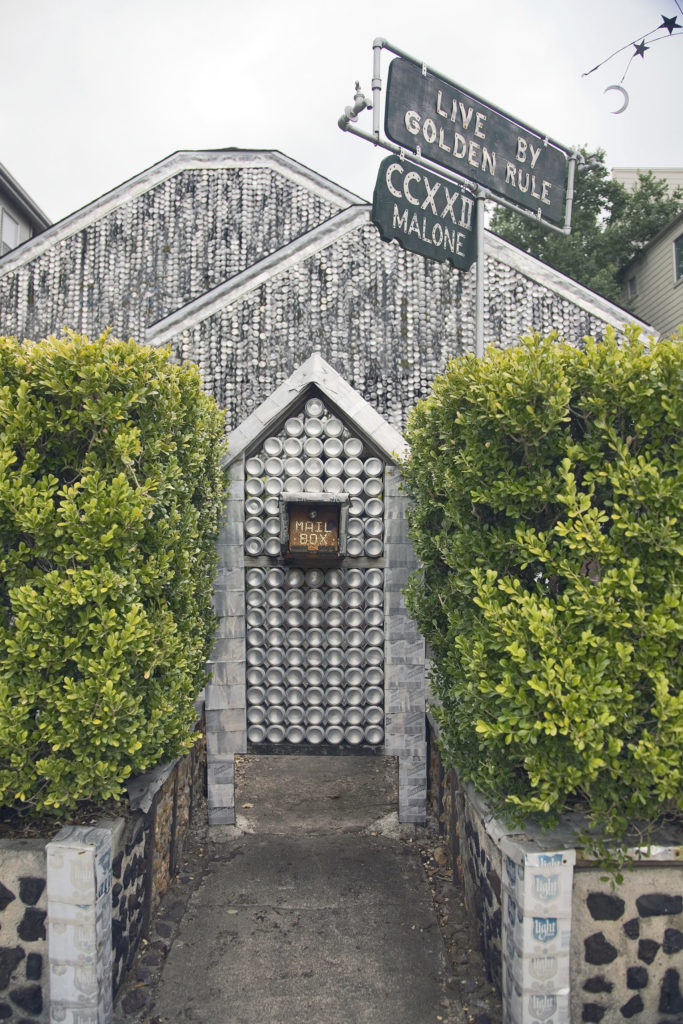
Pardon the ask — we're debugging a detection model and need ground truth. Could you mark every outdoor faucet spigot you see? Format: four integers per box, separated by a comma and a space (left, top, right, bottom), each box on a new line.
338, 81, 372, 130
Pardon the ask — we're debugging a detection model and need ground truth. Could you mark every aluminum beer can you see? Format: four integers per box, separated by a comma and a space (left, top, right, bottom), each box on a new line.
285, 705, 305, 725
265, 607, 285, 628
303, 436, 324, 458
247, 724, 266, 743
245, 564, 266, 586
305, 705, 325, 726
285, 686, 305, 706
266, 705, 285, 724
345, 686, 364, 706
266, 724, 286, 743
325, 607, 345, 628
325, 724, 345, 745
364, 686, 384, 706
364, 725, 384, 745
345, 725, 364, 745
286, 724, 305, 744
305, 724, 325, 744
282, 436, 303, 457
325, 706, 344, 726
323, 436, 344, 458
247, 706, 266, 725
344, 706, 364, 726
364, 706, 384, 725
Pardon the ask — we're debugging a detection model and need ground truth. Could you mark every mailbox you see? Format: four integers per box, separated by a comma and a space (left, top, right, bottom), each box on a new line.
279, 492, 349, 559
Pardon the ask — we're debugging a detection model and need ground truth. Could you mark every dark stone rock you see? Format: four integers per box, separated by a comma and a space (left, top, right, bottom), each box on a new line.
112, 883, 123, 907
25, 954, 42, 981
491, 908, 501, 938
482, 878, 493, 906
155, 921, 171, 938
0, 886, 15, 913
18, 878, 44, 907
582, 1004, 606, 1022
142, 952, 160, 967
664, 929, 683, 955
585, 932, 619, 965
620, 994, 644, 1018
638, 938, 661, 964
472, 1015, 491, 1024
9, 984, 42, 1015
583, 976, 613, 994
121, 987, 148, 1013
111, 918, 125, 956
627, 966, 648, 989
0, 947, 26, 989
587, 892, 625, 921
150, 941, 168, 954
136, 968, 152, 984
624, 918, 640, 940
660, 970, 683, 1014
122, 862, 134, 888
637, 894, 682, 918
0, 1005, 10, 1020
112, 851, 123, 878
17, 909, 45, 942
487, 868, 501, 902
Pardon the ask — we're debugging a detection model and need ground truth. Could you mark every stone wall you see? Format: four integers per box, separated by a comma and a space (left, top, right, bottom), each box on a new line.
0, 733, 205, 1023
571, 867, 683, 1023
427, 715, 683, 1024
0, 840, 48, 1023
111, 729, 206, 996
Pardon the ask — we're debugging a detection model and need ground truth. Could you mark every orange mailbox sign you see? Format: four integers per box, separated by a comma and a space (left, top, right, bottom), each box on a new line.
288, 503, 340, 554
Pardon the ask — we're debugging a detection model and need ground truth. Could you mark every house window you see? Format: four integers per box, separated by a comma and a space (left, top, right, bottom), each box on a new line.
675, 234, 683, 283
626, 275, 637, 298
1, 208, 19, 255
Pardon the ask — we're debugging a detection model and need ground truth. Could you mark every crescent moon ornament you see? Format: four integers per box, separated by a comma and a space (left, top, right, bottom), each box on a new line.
604, 84, 629, 114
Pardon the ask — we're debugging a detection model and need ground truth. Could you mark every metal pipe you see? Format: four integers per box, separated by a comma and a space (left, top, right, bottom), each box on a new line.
562, 152, 578, 236
475, 188, 486, 359
372, 38, 383, 141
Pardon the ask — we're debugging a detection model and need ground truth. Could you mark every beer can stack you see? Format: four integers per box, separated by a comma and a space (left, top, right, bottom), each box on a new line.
243, 396, 385, 559
243, 396, 386, 748
245, 565, 385, 746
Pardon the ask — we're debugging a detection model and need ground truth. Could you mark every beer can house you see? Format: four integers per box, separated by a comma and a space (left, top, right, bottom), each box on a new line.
0, 149, 645, 826
210, 354, 427, 824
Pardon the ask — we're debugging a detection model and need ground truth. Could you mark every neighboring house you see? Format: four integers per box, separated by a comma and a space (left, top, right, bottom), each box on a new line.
612, 166, 683, 196
0, 161, 50, 256
618, 210, 683, 338
0, 148, 650, 433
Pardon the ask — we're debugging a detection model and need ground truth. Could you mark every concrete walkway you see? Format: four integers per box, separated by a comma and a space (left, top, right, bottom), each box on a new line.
142, 755, 462, 1024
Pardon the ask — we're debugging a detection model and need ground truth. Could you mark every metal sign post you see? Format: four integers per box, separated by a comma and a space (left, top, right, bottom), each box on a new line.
339, 38, 577, 358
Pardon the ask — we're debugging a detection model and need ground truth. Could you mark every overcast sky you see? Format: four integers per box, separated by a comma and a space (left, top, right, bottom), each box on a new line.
3, 0, 682, 223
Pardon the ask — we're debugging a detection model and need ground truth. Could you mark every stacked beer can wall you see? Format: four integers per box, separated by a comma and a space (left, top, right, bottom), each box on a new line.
243, 396, 386, 747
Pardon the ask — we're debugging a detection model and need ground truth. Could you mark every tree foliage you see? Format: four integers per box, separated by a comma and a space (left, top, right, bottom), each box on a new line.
402, 329, 683, 845
0, 331, 227, 814
490, 151, 683, 306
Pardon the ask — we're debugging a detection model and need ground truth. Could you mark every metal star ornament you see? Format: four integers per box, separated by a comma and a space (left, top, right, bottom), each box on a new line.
633, 40, 649, 57
660, 15, 679, 33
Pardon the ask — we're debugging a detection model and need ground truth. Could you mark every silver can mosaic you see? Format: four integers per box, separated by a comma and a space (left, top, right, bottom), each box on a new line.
243, 395, 386, 747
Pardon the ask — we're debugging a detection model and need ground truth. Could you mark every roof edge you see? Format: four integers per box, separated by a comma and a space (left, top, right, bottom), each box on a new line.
0, 161, 51, 232
0, 149, 365, 277
223, 354, 408, 468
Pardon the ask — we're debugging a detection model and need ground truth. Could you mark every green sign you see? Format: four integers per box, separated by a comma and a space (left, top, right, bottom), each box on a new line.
372, 155, 477, 269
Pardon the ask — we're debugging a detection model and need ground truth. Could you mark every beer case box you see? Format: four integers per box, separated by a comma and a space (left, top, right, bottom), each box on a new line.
503, 962, 570, 1024
503, 890, 572, 956
500, 841, 574, 917
504, 931, 571, 992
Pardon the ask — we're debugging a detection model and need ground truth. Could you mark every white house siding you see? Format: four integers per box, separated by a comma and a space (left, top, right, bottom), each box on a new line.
626, 216, 683, 338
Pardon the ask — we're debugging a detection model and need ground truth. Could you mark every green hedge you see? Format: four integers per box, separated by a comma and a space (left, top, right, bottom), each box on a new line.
0, 331, 226, 814
402, 328, 682, 843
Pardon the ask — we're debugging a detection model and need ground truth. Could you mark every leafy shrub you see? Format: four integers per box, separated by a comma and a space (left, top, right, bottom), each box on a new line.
0, 330, 226, 814
402, 328, 682, 843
